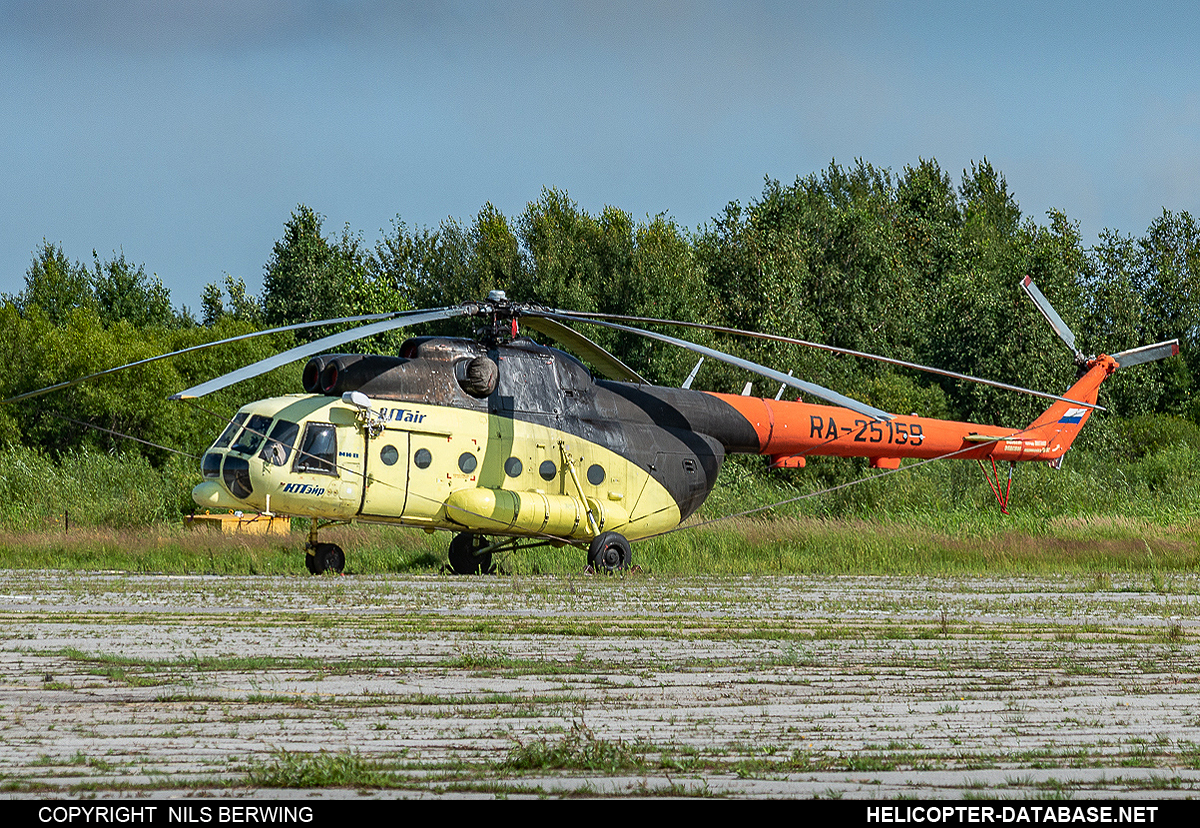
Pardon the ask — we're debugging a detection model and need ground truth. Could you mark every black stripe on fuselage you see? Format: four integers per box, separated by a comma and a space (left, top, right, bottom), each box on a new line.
315, 338, 764, 521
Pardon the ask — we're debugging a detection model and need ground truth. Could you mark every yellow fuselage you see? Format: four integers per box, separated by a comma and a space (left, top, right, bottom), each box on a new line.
194, 393, 683, 543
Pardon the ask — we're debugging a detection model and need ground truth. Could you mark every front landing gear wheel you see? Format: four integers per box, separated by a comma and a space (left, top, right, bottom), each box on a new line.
306, 543, 345, 575
587, 532, 632, 574
448, 532, 493, 575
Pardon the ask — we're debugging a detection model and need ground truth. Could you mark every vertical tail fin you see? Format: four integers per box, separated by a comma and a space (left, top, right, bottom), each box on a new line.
1024, 356, 1114, 459
1025, 338, 1180, 460
1019, 275, 1181, 462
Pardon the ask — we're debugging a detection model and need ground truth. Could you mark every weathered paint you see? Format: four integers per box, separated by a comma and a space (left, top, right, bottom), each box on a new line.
195, 337, 1118, 544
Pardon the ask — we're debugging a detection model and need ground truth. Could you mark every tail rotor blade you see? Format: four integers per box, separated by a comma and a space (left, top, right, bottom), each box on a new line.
1112, 339, 1181, 369
1020, 276, 1083, 361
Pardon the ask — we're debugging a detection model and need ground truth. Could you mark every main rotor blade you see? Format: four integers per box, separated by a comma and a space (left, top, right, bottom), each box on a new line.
1020, 276, 1083, 361
2, 309, 431, 405
549, 310, 1106, 411
541, 311, 893, 421
520, 315, 650, 384
1112, 339, 1181, 369
171, 306, 475, 400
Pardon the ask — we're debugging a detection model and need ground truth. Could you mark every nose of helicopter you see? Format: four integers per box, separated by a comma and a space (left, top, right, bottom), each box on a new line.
193, 447, 259, 509
193, 407, 300, 511
191, 397, 356, 516
192, 479, 247, 510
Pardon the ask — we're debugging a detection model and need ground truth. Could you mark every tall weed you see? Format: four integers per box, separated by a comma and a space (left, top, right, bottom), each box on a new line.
0, 445, 194, 529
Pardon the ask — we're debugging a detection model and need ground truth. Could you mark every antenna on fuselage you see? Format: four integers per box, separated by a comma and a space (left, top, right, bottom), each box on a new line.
775, 370, 794, 400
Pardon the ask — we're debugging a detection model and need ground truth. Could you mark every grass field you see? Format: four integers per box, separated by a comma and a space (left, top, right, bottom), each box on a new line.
1, 509, 1198, 580
4, 439, 1200, 578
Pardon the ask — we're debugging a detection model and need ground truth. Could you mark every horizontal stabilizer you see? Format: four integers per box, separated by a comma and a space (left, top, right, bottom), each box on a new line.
1112, 340, 1181, 369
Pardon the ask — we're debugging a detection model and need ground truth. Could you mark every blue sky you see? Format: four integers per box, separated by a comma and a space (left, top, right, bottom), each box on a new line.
2, 1, 1198, 313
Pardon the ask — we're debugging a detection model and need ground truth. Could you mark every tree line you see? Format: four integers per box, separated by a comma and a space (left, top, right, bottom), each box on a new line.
3, 157, 1198, 466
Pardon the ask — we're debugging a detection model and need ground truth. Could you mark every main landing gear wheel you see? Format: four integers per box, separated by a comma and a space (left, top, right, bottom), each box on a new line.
587, 531, 632, 574
448, 532, 493, 575
305, 543, 345, 575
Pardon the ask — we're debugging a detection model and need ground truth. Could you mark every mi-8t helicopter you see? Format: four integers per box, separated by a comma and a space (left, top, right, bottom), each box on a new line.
7, 278, 1179, 575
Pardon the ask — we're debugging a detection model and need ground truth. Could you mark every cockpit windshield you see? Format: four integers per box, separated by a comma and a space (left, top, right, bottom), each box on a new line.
259, 419, 300, 466
231, 414, 274, 456
211, 412, 248, 450
294, 422, 338, 475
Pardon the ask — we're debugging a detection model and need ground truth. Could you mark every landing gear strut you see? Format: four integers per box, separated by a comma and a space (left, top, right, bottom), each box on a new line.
304, 521, 345, 575
448, 532, 494, 575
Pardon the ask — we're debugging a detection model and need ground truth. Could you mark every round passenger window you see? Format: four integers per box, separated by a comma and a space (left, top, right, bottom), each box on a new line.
380, 445, 399, 466
459, 452, 478, 473
504, 457, 523, 478
587, 463, 605, 485
414, 448, 432, 469
539, 460, 557, 481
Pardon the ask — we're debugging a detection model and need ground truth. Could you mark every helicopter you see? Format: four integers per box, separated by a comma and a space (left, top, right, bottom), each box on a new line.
6, 278, 1179, 575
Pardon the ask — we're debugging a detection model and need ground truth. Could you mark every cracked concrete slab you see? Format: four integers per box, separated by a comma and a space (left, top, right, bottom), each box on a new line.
0, 570, 1197, 798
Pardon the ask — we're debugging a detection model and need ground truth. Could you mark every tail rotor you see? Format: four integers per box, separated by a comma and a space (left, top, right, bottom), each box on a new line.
1111, 340, 1181, 369
1020, 275, 1180, 373
1020, 275, 1087, 364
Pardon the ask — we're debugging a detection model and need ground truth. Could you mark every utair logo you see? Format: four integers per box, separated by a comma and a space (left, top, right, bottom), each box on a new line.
280, 483, 327, 496
378, 407, 427, 424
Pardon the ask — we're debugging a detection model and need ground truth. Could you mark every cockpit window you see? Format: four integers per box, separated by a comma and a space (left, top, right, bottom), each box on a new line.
231, 414, 274, 456
211, 412, 248, 450
201, 452, 222, 478
293, 422, 338, 475
259, 419, 300, 466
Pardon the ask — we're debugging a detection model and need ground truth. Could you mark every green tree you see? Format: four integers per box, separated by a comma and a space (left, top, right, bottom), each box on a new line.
913, 160, 1093, 427
201, 275, 262, 327
695, 162, 919, 403
472, 202, 526, 291
15, 242, 97, 324
0, 302, 298, 464
200, 282, 224, 327
369, 203, 524, 312
262, 206, 371, 333
514, 188, 613, 312
617, 214, 715, 384
1085, 210, 1198, 418
91, 250, 182, 329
